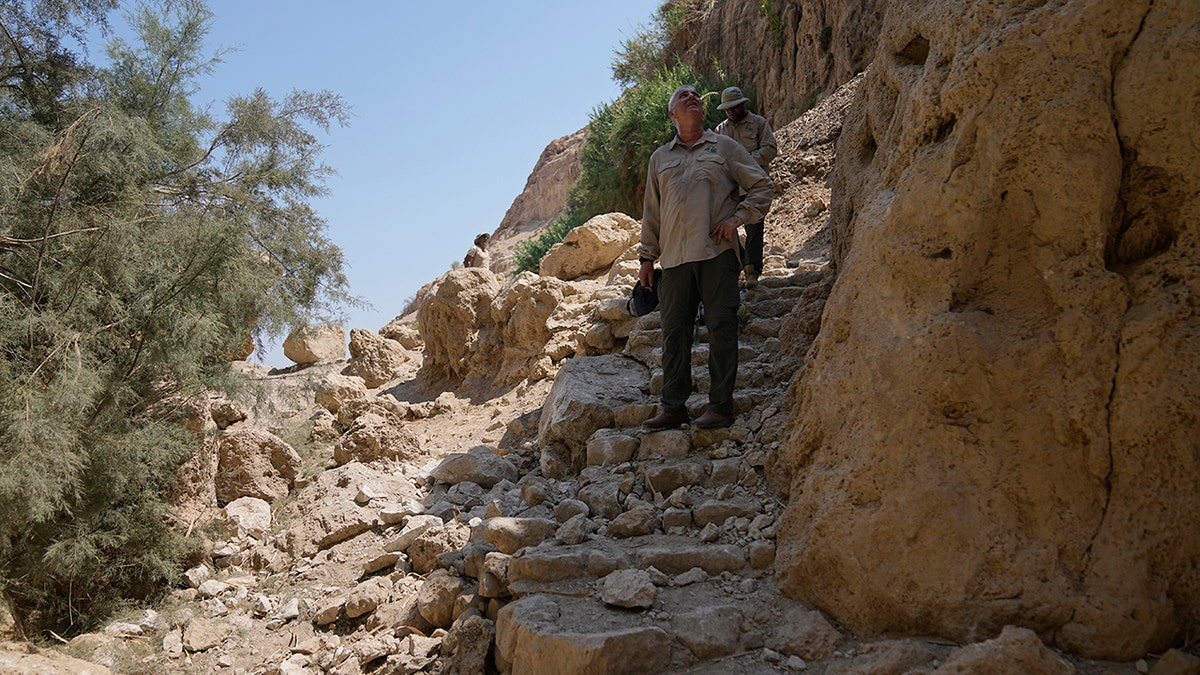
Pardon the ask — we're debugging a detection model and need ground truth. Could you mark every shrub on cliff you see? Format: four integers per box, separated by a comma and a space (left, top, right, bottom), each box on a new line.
514, 62, 734, 273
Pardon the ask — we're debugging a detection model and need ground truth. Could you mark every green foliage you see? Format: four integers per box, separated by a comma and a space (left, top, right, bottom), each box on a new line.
514, 62, 735, 274
512, 208, 583, 274
610, 0, 703, 87
820, 25, 833, 52
0, 0, 354, 636
758, 0, 785, 47
611, 22, 666, 88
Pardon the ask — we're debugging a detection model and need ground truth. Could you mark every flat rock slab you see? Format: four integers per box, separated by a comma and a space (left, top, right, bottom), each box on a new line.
537, 355, 649, 455
496, 594, 672, 675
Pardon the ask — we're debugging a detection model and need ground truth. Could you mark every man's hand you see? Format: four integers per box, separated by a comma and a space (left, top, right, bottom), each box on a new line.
638, 260, 655, 290
710, 215, 743, 244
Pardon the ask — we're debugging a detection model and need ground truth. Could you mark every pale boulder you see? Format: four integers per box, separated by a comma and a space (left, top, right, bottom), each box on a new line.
378, 318, 423, 349
672, 605, 742, 660
345, 576, 393, 619
313, 372, 368, 413
539, 212, 639, 281
932, 626, 1072, 675
214, 429, 302, 504
429, 446, 519, 488
282, 324, 345, 365
417, 268, 503, 381
487, 272, 567, 384
537, 354, 650, 473
223, 497, 271, 539
417, 569, 469, 629
496, 595, 672, 674
344, 328, 409, 388
332, 411, 423, 466
481, 517, 559, 555
181, 617, 233, 652
600, 569, 657, 609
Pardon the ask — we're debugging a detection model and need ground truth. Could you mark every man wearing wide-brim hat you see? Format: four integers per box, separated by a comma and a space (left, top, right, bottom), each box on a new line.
716, 85, 778, 288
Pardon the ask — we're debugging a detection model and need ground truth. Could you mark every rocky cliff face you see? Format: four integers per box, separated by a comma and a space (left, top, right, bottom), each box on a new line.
673, 0, 888, 127
487, 129, 586, 275
778, 0, 1199, 660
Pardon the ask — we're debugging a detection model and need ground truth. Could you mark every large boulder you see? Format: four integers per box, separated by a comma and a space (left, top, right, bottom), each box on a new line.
778, 0, 1200, 661
495, 595, 671, 675
537, 355, 650, 473
313, 372, 369, 414
282, 463, 419, 556
417, 268, 503, 381
332, 410, 424, 466
282, 324, 346, 365
344, 328, 409, 388
488, 273, 568, 383
539, 212, 639, 281
379, 319, 424, 350
214, 429, 302, 504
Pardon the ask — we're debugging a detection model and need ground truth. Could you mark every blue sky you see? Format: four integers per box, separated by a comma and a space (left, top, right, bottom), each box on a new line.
107, 1, 662, 366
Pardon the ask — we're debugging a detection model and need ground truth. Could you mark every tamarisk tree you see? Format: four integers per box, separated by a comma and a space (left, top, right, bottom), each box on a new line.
0, 0, 354, 635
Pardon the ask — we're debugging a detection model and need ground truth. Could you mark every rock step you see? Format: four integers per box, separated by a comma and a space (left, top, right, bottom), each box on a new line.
505, 536, 753, 591
628, 329, 785, 371
494, 577, 845, 674
647, 362, 783, 396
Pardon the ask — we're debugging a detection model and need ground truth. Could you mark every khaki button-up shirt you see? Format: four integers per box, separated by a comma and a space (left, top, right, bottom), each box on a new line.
639, 130, 774, 269
715, 111, 778, 171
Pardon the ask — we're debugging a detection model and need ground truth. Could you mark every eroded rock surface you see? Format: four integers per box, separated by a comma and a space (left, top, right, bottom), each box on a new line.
779, 0, 1200, 660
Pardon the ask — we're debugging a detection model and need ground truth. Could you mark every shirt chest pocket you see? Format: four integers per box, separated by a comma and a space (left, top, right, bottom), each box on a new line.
655, 158, 684, 184
694, 152, 728, 186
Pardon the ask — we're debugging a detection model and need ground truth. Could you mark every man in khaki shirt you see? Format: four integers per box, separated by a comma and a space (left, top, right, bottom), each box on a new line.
715, 85, 777, 287
639, 85, 774, 430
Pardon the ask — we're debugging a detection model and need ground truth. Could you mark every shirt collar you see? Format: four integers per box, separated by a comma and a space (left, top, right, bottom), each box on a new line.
668, 129, 716, 151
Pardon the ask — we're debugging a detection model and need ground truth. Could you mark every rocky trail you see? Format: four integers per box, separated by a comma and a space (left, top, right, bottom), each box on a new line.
2, 74, 1186, 675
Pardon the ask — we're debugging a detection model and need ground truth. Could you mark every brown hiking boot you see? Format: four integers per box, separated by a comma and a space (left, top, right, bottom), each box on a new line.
642, 408, 689, 430
693, 408, 735, 429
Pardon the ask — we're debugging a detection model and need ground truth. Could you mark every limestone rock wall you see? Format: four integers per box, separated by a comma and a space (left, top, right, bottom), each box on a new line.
777, 0, 1199, 660
675, 0, 887, 127
488, 129, 587, 275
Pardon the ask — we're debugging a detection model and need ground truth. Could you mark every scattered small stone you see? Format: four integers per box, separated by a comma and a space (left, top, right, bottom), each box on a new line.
355, 484, 381, 505
556, 513, 589, 545
197, 579, 230, 598
103, 622, 143, 637
785, 655, 809, 671
700, 522, 721, 542
363, 552, 402, 575
182, 559, 211, 586
601, 569, 657, 609
674, 567, 709, 586
252, 594, 276, 618
384, 514, 443, 553
314, 598, 344, 626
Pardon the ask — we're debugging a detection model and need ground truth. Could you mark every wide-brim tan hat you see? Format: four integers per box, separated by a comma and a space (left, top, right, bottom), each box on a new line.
717, 86, 750, 110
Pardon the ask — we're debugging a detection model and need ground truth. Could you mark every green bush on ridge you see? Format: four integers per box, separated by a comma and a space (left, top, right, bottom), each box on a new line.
513, 61, 741, 274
